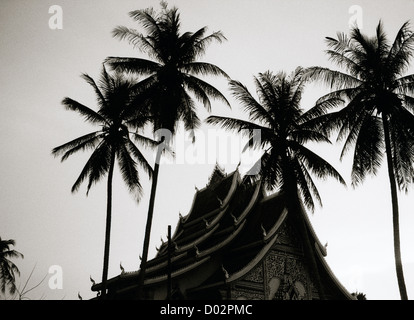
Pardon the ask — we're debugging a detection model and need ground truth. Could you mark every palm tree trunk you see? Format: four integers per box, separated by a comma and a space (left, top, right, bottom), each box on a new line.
101, 150, 116, 299
382, 113, 408, 300
137, 140, 164, 299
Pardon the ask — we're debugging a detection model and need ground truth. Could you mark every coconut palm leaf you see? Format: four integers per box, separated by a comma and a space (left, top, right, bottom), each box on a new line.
52, 66, 155, 298
306, 20, 414, 300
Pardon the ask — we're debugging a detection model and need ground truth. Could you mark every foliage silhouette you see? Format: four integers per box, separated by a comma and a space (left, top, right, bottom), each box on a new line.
0, 237, 23, 296
106, 1, 230, 298
207, 67, 346, 299
52, 66, 156, 298
305, 21, 414, 300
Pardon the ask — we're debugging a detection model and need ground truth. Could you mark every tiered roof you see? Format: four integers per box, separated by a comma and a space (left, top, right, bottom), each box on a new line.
92, 166, 353, 300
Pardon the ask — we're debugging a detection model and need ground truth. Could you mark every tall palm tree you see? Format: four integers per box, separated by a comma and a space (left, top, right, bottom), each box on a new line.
206, 68, 346, 299
305, 21, 414, 300
105, 1, 230, 297
52, 66, 156, 298
0, 237, 23, 296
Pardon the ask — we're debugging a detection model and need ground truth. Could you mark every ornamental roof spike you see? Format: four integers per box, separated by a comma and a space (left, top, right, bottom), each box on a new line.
221, 264, 229, 279
173, 241, 179, 251
216, 196, 223, 207
230, 213, 238, 225
193, 244, 200, 257
261, 224, 267, 237
203, 218, 210, 227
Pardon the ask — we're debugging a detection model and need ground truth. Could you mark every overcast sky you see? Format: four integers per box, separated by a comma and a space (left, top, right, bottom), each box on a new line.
1, 0, 414, 300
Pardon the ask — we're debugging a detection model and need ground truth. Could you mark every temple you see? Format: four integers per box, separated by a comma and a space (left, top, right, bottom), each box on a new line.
92, 166, 354, 300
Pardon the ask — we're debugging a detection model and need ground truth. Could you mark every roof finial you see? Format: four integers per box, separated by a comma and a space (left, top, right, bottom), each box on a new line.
221, 264, 229, 279
261, 224, 267, 237
120, 262, 125, 274
217, 196, 223, 207
194, 244, 200, 257
90, 275, 96, 286
173, 241, 179, 251
231, 213, 238, 225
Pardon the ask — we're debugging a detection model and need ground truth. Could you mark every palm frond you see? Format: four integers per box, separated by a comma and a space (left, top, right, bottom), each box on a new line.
182, 62, 229, 79
304, 67, 362, 90
229, 79, 273, 124
178, 90, 201, 133
61, 97, 107, 125
184, 75, 230, 110
51, 131, 102, 161
293, 142, 346, 186
206, 115, 268, 135
350, 115, 384, 187
71, 141, 111, 194
125, 138, 154, 180
105, 56, 160, 76
117, 142, 143, 201
81, 73, 107, 109
388, 21, 414, 76
295, 158, 320, 212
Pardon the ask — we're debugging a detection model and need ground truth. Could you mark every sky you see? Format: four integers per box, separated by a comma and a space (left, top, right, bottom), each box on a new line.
1, 0, 414, 300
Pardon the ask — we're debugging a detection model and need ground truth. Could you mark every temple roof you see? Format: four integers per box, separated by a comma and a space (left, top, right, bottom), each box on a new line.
92, 166, 353, 300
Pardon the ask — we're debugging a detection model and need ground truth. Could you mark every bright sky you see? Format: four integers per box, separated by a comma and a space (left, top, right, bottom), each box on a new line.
1, 0, 414, 300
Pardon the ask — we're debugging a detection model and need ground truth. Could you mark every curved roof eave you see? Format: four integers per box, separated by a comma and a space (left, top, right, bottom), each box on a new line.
314, 243, 356, 300
225, 208, 287, 283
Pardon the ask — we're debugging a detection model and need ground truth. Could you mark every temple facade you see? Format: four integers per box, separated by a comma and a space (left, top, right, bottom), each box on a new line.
92, 166, 354, 300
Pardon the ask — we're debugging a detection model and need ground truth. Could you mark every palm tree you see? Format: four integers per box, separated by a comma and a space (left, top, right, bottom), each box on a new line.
206, 68, 346, 299
52, 66, 156, 298
305, 21, 414, 300
105, 1, 230, 297
0, 237, 23, 297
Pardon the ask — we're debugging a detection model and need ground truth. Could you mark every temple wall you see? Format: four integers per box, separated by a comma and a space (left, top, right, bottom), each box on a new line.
229, 221, 318, 300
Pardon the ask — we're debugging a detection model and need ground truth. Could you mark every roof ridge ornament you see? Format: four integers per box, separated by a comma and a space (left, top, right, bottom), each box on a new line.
173, 241, 179, 251
216, 195, 223, 207
221, 264, 229, 279
193, 244, 200, 257
203, 218, 210, 227
261, 224, 267, 238
230, 213, 238, 225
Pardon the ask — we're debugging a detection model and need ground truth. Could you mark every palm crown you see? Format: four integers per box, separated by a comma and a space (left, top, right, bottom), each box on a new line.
106, 1, 230, 135
52, 67, 156, 297
305, 20, 414, 300
52, 67, 155, 199
0, 238, 23, 295
207, 67, 345, 212
306, 21, 414, 190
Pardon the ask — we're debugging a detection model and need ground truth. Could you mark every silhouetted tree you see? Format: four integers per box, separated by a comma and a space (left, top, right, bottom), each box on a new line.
0, 237, 23, 296
305, 21, 414, 300
106, 1, 230, 298
207, 68, 346, 299
352, 291, 367, 300
52, 66, 156, 298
